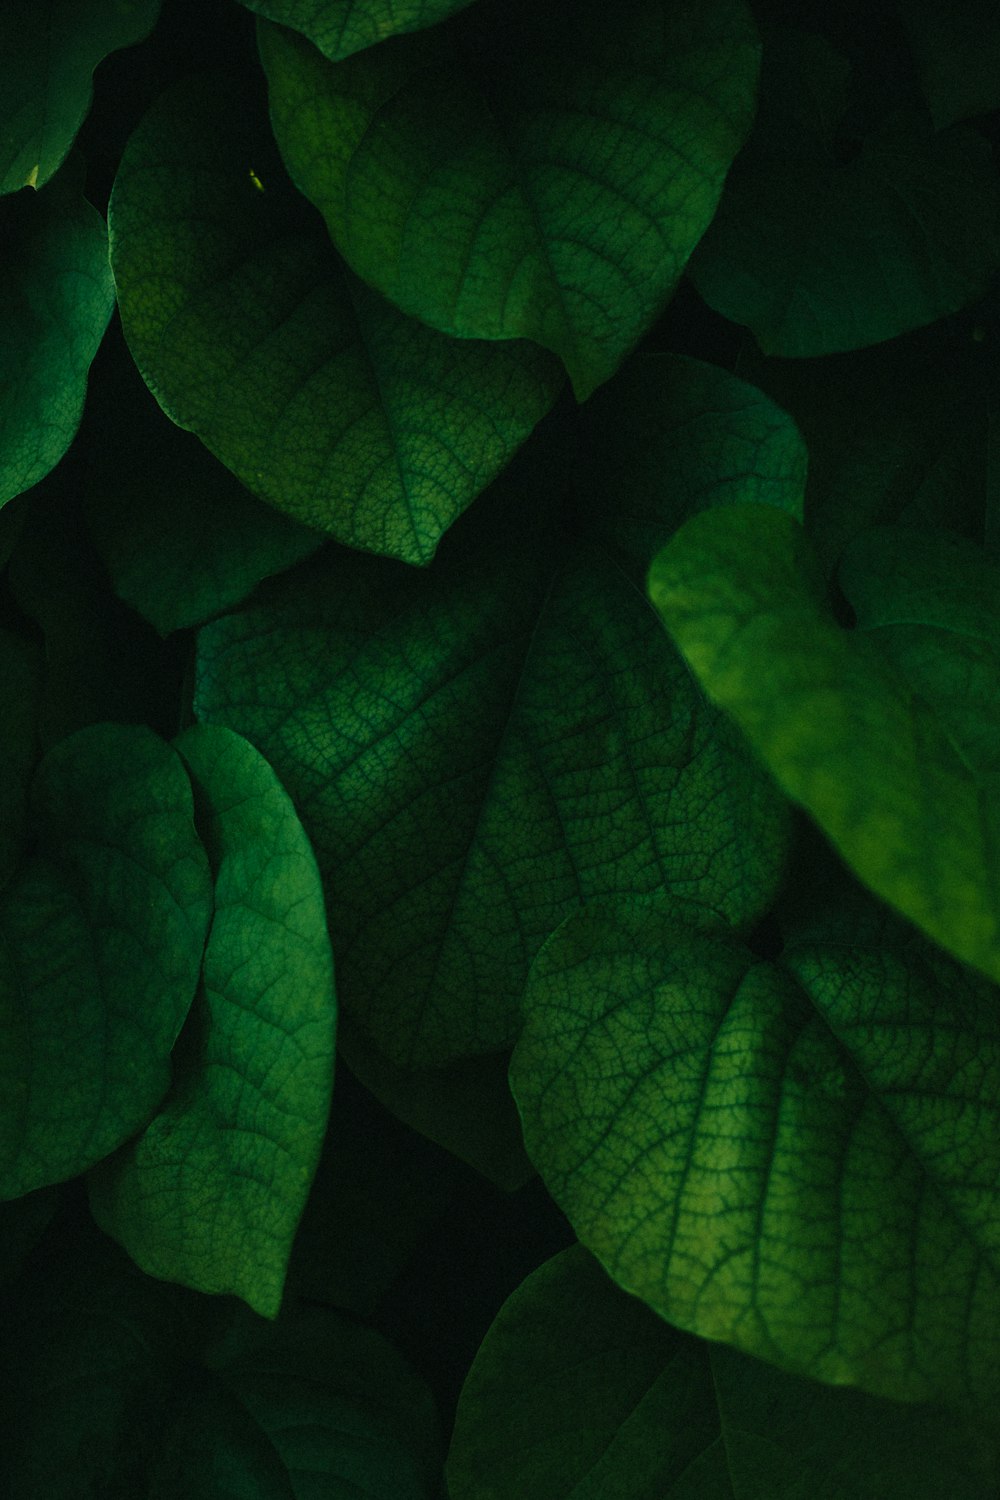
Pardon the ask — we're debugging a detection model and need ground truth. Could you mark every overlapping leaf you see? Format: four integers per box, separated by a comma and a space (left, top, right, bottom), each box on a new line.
0, 725, 213, 1199
259, 0, 761, 398
109, 74, 562, 565
688, 28, 1000, 356
0, 157, 114, 506
195, 365, 795, 1071
447, 1244, 999, 1498
88, 725, 336, 1318
1, 1219, 442, 1498
239, 0, 475, 61
649, 502, 1000, 990
0, 0, 161, 195
509, 895, 1000, 1406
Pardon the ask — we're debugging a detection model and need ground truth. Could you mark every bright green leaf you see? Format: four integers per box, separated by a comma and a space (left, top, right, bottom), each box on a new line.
0, 156, 114, 506
0, 0, 161, 195
688, 29, 1000, 356
0, 724, 213, 1199
509, 897, 1000, 1406
109, 73, 562, 566
258, 0, 761, 399
195, 415, 791, 1070
648, 502, 1000, 991
447, 1243, 999, 1498
88, 725, 336, 1318
239, 0, 475, 61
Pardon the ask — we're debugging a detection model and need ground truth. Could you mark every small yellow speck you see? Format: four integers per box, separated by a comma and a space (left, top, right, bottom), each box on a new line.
25, 164, 39, 189
249, 168, 265, 193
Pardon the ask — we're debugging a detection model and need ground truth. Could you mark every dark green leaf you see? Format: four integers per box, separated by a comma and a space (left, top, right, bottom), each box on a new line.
899, 0, 1000, 128
109, 74, 562, 565
337, 1019, 535, 1191
195, 398, 792, 1070
0, 724, 213, 1199
239, 0, 475, 61
202, 1303, 442, 1498
259, 0, 760, 398
0, 157, 114, 506
447, 1244, 1000, 1498
88, 725, 336, 1318
83, 324, 325, 637
0, 0, 161, 195
688, 30, 1000, 356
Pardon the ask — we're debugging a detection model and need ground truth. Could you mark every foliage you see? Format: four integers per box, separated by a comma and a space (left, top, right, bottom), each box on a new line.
1, 0, 999, 1493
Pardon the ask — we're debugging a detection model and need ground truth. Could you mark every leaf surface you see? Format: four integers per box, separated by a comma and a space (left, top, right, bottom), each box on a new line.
258, 0, 760, 398
0, 724, 213, 1198
648, 502, 1000, 990
240, 0, 474, 61
447, 1244, 999, 1498
109, 74, 562, 565
195, 377, 793, 1070
0, 0, 161, 195
688, 29, 1000, 356
0, 157, 114, 506
509, 897, 1000, 1406
88, 725, 336, 1318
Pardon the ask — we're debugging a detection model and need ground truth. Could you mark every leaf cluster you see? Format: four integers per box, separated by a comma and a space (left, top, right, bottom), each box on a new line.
2, 0, 1000, 1494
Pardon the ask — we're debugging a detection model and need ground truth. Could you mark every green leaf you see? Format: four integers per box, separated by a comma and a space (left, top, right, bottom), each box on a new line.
258, 0, 761, 399
647, 502, 1000, 992
0, 1219, 209, 1500
447, 1244, 1000, 1498
194, 411, 791, 1070
198, 1303, 442, 1499
109, 73, 562, 566
836, 525, 1000, 775
7, 475, 191, 750
0, 724, 213, 1200
0, 0, 161, 195
687, 29, 1000, 356
88, 725, 336, 1318
509, 896, 1000, 1406
575, 352, 806, 567
83, 324, 325, 637
239, 0, 475, 61
0, 156, 114, 506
